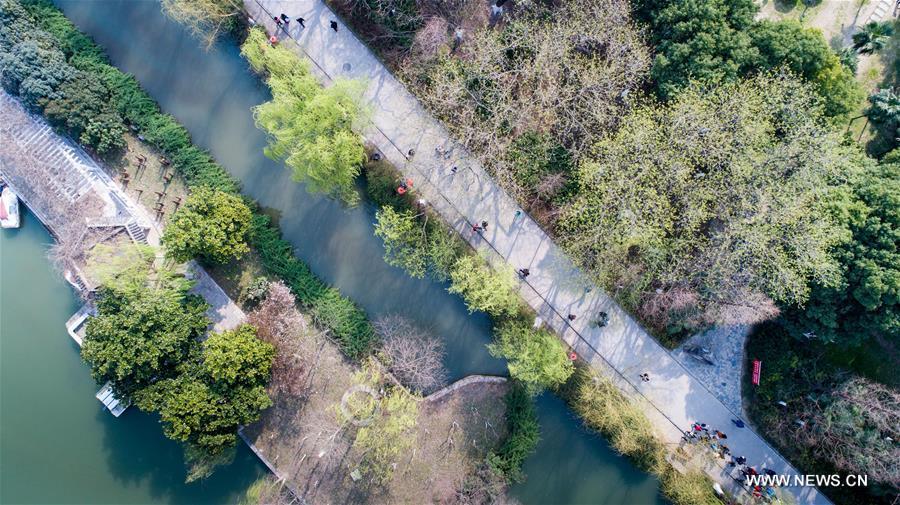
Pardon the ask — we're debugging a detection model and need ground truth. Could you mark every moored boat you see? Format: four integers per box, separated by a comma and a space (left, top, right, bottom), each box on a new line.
0, 185, 21, 229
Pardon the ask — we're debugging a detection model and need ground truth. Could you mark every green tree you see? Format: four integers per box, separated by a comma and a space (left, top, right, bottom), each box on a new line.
853, 21, 894, 54
813, 57, 866, 118
750, 20, 831, 78
448, 254, 520, 318
0, 39, 74, 108
43, 72, 126, 153
163, 186, 252, 264
134, 373, 272, 479
341, 361, 419, 483
748, 20, 862, 117
640, 0, 759, 98
134, 324, 274, 481
202, 324, 275, 389
867, 88, 900, 126
559, 74, 855, 330
85, 242, 156, 292
489, 322, 574, 394
242, 28, 367, 205
82, 282, 209, 399
782, 162, 899, 346
374, 205, 428, 278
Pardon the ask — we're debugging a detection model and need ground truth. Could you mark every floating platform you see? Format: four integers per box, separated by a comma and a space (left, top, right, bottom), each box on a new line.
66, 303, 130, 417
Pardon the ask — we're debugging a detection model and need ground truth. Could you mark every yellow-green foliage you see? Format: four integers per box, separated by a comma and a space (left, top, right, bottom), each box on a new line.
659, 467, 722, 505
341, 359, 420, 484
565, 366, 665, 472
448, 254, 521, 318
488, 322, 574, 394
241, 28, 367, 205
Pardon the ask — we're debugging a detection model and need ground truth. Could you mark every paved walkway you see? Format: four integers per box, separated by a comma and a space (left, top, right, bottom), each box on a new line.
243, 2, 829, 502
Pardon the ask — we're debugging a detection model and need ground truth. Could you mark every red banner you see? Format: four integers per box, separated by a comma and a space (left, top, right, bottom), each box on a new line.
752, 360, 762, 386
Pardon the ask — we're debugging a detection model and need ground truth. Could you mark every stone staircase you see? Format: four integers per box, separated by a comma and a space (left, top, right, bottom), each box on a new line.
125, 220, 148, 244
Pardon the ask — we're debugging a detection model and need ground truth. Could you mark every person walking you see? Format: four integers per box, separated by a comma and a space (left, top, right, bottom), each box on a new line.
330, 20, 339, 32
567, 313, 577, 321
451, 166, 458, 174
640, 372, 650, 382
273, 15, 283, 28
472, 223, 482, 233
518, 268, 530, 278
593, 311, 609, 327
481, 220, 488, 230
296, 17, 306, 28
280, 13, 290, 24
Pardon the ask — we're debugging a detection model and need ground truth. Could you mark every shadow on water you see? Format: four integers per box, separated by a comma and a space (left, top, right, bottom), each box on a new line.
45, 1, 665, 502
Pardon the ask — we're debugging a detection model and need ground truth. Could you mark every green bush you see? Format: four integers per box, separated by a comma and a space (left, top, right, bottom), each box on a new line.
488, 382, 539, 482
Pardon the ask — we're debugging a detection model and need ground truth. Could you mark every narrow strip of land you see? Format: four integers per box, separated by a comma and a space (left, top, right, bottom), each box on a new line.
243, 2, 830, 502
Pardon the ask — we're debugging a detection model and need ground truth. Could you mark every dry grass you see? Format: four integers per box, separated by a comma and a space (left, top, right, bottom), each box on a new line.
205, 248, 267, 308
106, 134, 189, 227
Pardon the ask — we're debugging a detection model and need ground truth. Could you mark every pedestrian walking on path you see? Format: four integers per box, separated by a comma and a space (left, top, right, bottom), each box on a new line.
518, 268, 530, 278
593, 311, 609, 327
472, 223, 482, 233
451, 166, 458, 174
567, 313, 577, 321
330, 20, 339, 32
514, 209, 522, 219
481, 220, 488, 230
273, 16, 283, 28
640, 372, 650, 382
732, 418, 745, 428
280, 13, 290, 24
296, 17, 306, 27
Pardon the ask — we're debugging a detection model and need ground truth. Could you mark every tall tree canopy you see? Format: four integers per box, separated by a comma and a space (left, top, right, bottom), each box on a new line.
782, 162, 899, 347
163, 186, 252, 264
560, 74, 859, 334
82, 276, 209, 399
636, 0, 758, 98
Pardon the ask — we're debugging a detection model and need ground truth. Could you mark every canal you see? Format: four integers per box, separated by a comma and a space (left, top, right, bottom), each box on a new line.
2, 1, 665, 502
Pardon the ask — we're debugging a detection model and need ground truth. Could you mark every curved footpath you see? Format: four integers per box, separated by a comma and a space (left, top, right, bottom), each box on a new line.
243, 2, 830, 503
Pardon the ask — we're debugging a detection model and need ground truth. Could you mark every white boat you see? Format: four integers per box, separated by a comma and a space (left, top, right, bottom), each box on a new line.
0, 185, 20, 229
95, 382, 130, 417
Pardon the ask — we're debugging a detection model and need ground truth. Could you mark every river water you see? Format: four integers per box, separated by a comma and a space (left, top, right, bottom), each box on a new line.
1, 1, 664, 502
0, 210, 266, 504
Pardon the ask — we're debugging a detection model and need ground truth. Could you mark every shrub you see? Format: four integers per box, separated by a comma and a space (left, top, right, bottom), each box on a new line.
659, 467, 721, 505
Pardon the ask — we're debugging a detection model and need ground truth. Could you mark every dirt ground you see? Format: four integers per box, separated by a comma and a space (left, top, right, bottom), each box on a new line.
105, 134, 189, 227
242, 324, 510, 505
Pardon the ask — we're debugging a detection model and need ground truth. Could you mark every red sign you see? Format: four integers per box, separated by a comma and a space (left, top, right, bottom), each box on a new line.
752, 360, 762, 386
